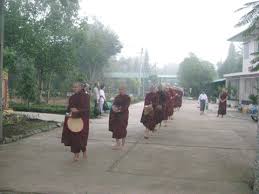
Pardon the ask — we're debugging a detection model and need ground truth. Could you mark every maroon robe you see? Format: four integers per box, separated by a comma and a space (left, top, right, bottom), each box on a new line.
140, 92, 159, 131
156, 90, 167, 124
109, 94, 131, 139
61, 90, 90, 153
218, 92, 228, 115
175, 90, 182, 108
164, 91, 171, 120
168, 88, 176, 116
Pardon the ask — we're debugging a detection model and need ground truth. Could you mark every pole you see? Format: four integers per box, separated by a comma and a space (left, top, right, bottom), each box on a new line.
0, 0, 4, 141
138, 48, 143, 97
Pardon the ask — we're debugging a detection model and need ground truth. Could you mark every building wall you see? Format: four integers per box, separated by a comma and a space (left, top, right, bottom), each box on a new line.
238, 77, 259, 103
243, 40, 258, 72
242, 40, 259, 73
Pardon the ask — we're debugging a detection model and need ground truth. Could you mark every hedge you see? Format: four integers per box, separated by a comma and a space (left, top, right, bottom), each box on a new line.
10, 102, 96, 118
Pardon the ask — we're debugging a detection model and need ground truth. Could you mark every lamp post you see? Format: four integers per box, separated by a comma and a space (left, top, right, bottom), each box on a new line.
0, 0, 4, 141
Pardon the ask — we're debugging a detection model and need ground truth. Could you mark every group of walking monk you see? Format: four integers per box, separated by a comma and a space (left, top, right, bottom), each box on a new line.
61, 82, 183, 161
141, 84, 183, 139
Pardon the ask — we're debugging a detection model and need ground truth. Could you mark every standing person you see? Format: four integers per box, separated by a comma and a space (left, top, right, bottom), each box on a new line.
217, 89, 228, 118
141, 85, 159, 139
61, 82, 90, 161
93, 82, 100, 117
198, 91, 208, 115
163, 86, 171, 126
99, 84, 106, 114
156, 84, 167, 127
168, 86, 177, 120
177, 89, 183, 110
109, 85, 131, 150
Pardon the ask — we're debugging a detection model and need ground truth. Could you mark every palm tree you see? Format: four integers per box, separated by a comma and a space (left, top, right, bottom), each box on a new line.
236, 1, 259, 70
236, 1, 259, 27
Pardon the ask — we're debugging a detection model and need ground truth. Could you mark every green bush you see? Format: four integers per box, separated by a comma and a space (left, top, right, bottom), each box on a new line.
10, 102, 97, 118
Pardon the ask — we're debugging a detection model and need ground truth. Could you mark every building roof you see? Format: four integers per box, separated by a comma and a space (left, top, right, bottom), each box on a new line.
211, 78, 226, 83
224, 71, 259, 78
157, 74, 177, 78
228, 27, 258, 42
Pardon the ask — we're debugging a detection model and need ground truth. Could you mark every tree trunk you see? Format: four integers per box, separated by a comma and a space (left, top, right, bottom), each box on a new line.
46, 72, 53, 104
37, 68, 44, 103
27, 99, 30, 109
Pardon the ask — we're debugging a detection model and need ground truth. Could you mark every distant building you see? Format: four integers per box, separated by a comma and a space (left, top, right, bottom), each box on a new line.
104, 72, 179, 96
225, 28, 259, 104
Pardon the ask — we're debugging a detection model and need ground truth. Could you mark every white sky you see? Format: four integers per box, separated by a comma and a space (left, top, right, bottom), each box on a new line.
80, 0, 248, 67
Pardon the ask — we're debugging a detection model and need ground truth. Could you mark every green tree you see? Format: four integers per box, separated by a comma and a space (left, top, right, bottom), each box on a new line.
72, 19, 122, 82
17, 63, 37, 108
236, 1, 259, 70
236, 1, 259, 28
178, 53, 216, 97
217, 43, 242, 78
5, 0, 80, 102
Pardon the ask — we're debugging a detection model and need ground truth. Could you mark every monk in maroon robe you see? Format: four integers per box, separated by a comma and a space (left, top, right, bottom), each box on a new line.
168, 87, 177, 119
109, 86, 131, 149
156, 85, 167, 127
62, 82, 90, 161
217, 89, 228, 118
141, 86, 159, 138
163, 87, 172, 126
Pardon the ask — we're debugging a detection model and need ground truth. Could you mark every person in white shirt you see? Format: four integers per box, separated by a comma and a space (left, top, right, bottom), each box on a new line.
198, 91, 208, 115
93, 83, 100, 116
99, 84, 106, 114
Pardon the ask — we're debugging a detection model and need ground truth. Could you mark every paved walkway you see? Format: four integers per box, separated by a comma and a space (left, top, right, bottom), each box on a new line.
0, 100, 257, 194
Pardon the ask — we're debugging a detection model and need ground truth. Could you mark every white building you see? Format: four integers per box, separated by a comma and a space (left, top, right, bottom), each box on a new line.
225, 29, 259, 104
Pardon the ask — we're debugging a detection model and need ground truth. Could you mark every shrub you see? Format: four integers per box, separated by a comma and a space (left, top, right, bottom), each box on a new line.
10, 102, 97, 118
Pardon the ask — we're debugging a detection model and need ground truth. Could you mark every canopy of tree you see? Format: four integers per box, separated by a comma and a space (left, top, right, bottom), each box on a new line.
235, 1, 259, 70
178, 53, 216, 97
217, 43, 242, 78
4, 0, 122, 103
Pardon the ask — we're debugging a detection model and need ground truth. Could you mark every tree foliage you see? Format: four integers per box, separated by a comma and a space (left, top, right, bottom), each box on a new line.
217, 43, 242, 78
17, 63, 37, 108
236, 1, 259, 70
178, 53, 216, 97
4, 0, 122, 102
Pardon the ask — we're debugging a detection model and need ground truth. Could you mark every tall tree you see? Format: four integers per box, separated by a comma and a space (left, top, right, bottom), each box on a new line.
73, 19, 122, 81
217, 43, 242, 78
17, 63, 37, 108
236, 1, 259, 70
5, 0, 79, 101
178, 53, 216, 97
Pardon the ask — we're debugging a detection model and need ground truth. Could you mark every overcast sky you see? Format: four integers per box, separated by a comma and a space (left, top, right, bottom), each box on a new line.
80, 0, 248, 67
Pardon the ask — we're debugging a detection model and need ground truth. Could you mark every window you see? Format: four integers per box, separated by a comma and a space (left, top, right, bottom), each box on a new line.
244, 43, 249, 59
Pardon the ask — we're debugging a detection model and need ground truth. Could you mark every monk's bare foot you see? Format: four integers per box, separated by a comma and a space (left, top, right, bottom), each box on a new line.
112, 144, 122, 150
73, 154, 79, 162
83, 152, 87, 159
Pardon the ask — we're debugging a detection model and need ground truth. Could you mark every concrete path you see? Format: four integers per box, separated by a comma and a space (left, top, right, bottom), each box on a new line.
0, 100, 257, 194
15, 111, 65, 123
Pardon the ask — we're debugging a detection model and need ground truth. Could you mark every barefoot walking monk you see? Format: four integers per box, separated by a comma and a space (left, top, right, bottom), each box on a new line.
62, 82, 90, 161
156, 84, 167, 128
109, 85, 131, 150
141, 85, 159, 139
217, 88, 228, 118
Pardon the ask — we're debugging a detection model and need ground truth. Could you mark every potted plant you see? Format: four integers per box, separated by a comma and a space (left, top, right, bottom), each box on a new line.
249, 94, 258, 105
